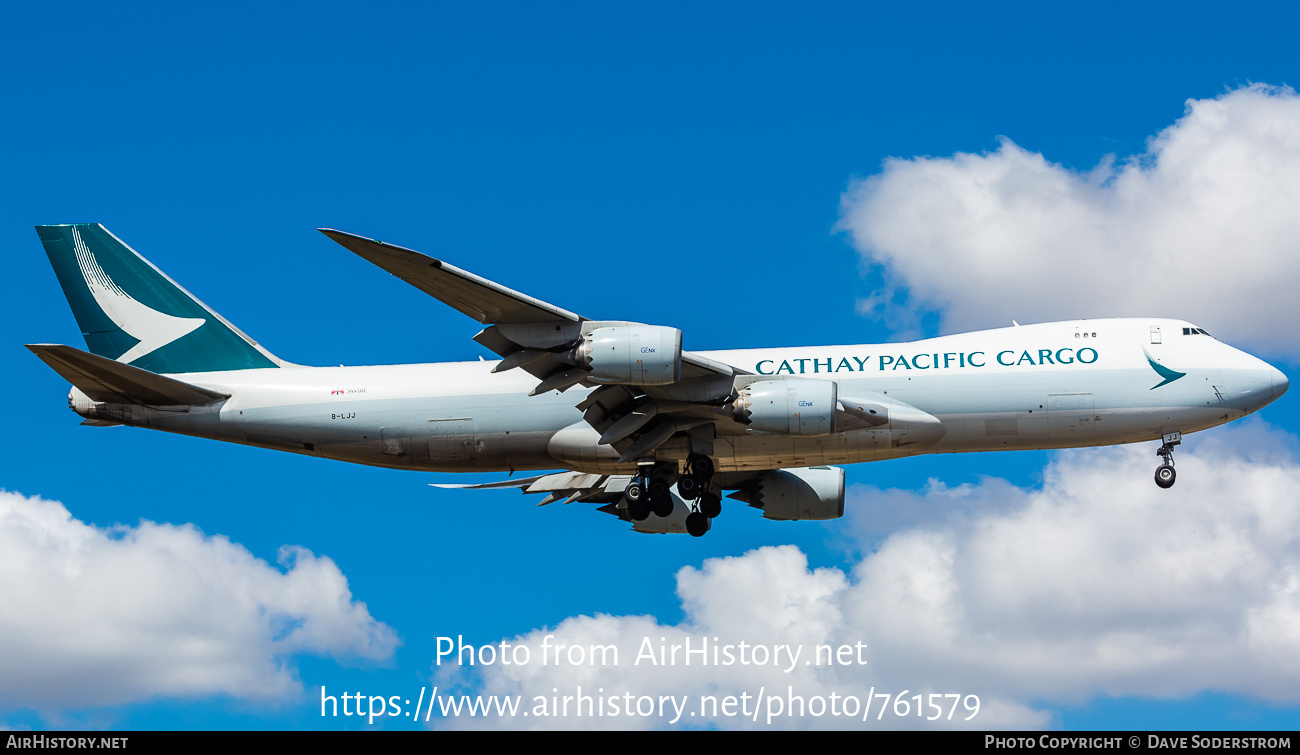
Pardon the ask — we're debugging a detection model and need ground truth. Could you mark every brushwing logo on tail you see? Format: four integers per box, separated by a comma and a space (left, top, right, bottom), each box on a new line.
1144, 348, 1186, 390
72, 227, 205, 364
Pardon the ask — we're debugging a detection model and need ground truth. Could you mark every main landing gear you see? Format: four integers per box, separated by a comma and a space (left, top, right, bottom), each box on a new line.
623, 475, 673, 521
677, 453, 720, 538
622, 453, 721, 537
1155, 431, 1181, 489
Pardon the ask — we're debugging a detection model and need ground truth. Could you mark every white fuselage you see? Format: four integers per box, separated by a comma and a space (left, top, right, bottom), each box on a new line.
78, 318, 1286, 474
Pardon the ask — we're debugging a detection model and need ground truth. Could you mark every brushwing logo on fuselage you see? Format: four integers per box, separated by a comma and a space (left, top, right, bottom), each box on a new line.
72, 227, 205, 364
1144, 348, 1186, 390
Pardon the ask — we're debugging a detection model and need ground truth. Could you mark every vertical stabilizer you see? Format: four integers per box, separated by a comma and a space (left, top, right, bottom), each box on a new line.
35, 224, 281, 373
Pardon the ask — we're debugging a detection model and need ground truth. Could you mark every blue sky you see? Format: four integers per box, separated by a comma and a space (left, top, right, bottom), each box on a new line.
3, 1, 1299, 730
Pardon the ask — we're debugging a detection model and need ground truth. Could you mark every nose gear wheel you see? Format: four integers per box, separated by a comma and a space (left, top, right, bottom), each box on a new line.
1154, 433, 1180, 489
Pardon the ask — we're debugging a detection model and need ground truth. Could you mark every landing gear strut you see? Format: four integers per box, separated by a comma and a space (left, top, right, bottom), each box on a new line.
676, 454, 714, 499
681, 453, 719, 537
1155, 431, 1180, 489
676, 453, 713, 501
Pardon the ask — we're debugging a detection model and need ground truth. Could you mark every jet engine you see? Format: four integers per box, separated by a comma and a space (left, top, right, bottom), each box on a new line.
728, 466, 845, 521
570, 325, 682, 385
730, 379, 837, 436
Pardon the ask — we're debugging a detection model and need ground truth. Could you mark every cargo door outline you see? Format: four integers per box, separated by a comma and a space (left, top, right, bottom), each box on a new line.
428, 417, 477, 462
1048, 393, 1095, 435
380, 426, 411, 465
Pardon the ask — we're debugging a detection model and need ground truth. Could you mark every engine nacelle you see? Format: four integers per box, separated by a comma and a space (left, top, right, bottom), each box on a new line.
574, 325, 682, 385
732, 466, 845, 521
736, 379, 837, 436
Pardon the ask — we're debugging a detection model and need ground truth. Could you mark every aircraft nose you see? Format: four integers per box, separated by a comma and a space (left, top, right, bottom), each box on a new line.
1224, 349, 1287, 414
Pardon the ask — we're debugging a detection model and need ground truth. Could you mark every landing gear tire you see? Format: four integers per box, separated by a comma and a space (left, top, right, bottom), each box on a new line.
651, 493, 673, 518
685, 511, 709, 538
692, 455, 715, 479
648, 478, 673, 517
629, 496, 650, 522
699, 492, 722, 519
1155, 464, 1176, 489
624, 479, 650, 521
677, 474, 701, 500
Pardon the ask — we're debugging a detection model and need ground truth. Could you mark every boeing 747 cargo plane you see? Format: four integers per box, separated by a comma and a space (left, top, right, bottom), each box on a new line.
28, 224, 1289, 537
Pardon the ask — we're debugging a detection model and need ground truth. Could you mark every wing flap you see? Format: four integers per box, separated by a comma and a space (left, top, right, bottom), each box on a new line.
27, 344, 229, 406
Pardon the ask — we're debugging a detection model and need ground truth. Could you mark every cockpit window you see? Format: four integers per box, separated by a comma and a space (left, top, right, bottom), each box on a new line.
1183, 327, 1214, 337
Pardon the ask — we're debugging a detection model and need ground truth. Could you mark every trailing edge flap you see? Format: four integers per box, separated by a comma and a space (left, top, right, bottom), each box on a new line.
318, 229, 582, 325
26, 344, 230, 406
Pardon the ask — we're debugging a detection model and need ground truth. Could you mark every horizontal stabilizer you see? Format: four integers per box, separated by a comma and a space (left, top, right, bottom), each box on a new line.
319, 229, 581, 325
27, 344, 230, 406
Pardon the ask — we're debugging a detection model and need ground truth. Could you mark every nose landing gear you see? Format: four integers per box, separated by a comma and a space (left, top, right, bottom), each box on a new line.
1155, 431, 1180, 489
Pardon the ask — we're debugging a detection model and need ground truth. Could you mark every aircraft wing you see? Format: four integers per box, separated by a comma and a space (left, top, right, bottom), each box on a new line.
318, 229, 581, 325
321, 228, 779, 464
433, 471, 625, 505
320, 228, 740, 378
432, 471, 703, 534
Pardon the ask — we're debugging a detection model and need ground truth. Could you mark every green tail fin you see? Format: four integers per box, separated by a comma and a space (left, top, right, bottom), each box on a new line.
35, 224, 280, 373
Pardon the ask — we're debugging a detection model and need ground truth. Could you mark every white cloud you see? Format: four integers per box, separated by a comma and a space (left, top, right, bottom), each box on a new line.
839, 83, 1300, 358
432, 421, 1300, 729
0, 492, 399, 709
433, 545, 1036, 730
844, 424, 1300, 704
